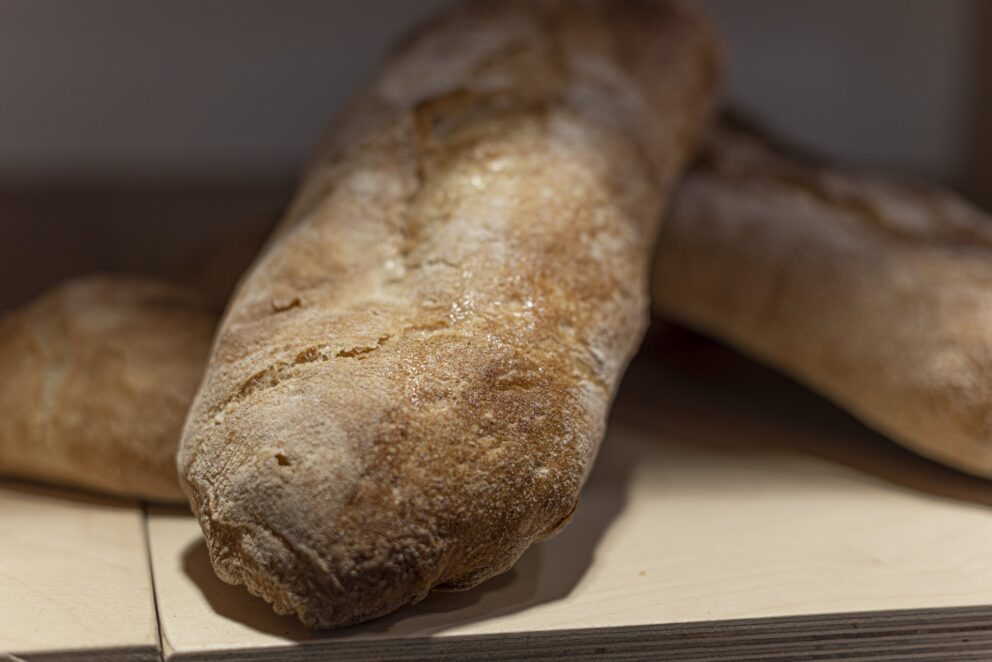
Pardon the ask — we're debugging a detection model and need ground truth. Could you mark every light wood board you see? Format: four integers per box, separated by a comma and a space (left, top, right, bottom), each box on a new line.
0, 485, 159, 662
142, 331, 992, 660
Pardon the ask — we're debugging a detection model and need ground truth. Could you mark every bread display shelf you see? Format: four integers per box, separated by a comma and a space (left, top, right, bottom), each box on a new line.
3, 333, 992, 661
0, 485, 159, 661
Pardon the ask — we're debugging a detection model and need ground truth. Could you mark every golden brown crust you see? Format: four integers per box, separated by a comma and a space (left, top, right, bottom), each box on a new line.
0, 275, 214, 501
180, 0, 720, 628
654, 118, 992, 479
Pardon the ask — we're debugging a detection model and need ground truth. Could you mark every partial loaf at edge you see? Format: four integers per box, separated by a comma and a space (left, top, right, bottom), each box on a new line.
180, 0, 720, 628
0, 276, 215, 501
654, 118, 992, 478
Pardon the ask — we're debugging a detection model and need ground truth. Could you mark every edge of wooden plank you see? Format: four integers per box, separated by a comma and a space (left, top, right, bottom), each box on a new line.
11, 645, 160, 662
160, 605, 992, 661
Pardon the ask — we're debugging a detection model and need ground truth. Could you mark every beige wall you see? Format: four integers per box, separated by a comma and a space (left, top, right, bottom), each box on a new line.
0, 0, 982, 187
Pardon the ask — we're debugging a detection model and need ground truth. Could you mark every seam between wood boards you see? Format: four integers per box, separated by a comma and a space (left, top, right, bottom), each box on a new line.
141, 503, 167, 662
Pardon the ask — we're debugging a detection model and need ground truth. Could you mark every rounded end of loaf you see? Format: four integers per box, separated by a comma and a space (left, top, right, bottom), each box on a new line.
178, 327, 598, 628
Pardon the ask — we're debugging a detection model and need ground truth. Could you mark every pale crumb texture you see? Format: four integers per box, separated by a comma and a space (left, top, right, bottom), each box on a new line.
654, 118, 992, 479
0, 275, 215, 501
179, 0, 720, 629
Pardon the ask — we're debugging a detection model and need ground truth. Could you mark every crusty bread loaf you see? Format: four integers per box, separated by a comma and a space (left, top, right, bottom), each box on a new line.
0, 276, 214, 501
179, 0, 720, 628
654, 118, 992, 478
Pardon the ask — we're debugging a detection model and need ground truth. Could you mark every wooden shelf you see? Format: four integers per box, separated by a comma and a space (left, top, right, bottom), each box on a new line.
0, 485, 158, 661
4, 330, 992, 660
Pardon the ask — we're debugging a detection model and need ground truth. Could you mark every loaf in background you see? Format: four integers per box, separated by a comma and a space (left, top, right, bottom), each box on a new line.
180, 0, 720, 628
654, 117, 992, 478
0, 276, 215, 501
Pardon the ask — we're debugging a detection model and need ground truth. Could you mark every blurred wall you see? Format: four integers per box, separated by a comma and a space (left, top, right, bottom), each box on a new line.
0, 0, 982, 187
0, 0, 987, 308
695, 0, 980, 187
0, 0, 452, 184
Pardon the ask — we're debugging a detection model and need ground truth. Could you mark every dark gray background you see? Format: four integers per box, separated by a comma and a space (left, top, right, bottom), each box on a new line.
1, 0, 989, 308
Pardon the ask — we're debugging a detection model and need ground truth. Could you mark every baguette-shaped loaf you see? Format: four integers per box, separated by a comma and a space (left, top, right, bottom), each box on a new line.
180, 0, 719, 628
654, 119, 992, 478
0, 276, 214, 501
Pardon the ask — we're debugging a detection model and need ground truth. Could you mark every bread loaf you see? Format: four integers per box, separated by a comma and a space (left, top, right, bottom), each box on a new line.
179, 0, 720, 628
0, 276, 214, 501
654, 118, 992, 478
